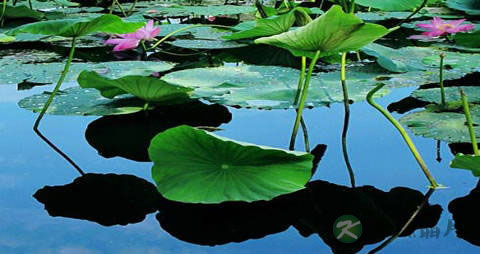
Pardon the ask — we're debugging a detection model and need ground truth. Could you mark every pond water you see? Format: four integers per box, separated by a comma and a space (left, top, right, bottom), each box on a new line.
1, 79, 479, 253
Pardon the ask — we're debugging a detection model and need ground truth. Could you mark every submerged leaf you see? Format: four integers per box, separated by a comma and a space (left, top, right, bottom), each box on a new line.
148, 125, 314, 203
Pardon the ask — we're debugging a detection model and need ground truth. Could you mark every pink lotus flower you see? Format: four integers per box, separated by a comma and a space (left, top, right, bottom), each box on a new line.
408, 17, 474, 40
105, 20, 160, 52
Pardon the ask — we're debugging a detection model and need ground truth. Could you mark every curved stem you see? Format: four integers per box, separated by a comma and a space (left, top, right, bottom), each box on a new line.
127, 0, 137, 15
32, 37, 85, 176
149, 24, 232, 50
340, 53, 355, 188
459, 88, 479, 156
289, 51, 321, 151
0, 0, 6, 27
439, 53, 446, 107
367, 84, 439, 188
368, 188, 436, 254
397, 0, 428, 26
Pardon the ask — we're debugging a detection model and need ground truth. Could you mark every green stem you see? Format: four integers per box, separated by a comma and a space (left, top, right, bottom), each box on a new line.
367, 83, 440, 188
32, 37, 85, 176
293, 56, 307, 106
149, 24, 232, 50
127, 0, 137, 15
397, 0, 428, 26
356, 51, 361, 61
116, 0, 127, 17
340, 53, 355, 188
459, 88, 479, 156
289, 51, 321, 151
28, 0, 32, 9
439, 53, 446, 107
349, 0, 355, 13
143, 102, 150, 111
0, 0, 6, 27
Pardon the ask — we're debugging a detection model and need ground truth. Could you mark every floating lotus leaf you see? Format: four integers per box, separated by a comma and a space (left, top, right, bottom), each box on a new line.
78, 71, 193, 103
7, 14, 144, 37
255, 5, 390, 58
162, 64, 390, 109
356, 12, 421, 21
148, 125, 314, 203
451, 154, 480, 177
0, 60, 174, 85
1, 5, 44, 20
456, 30, 480, 48
362, 43, 429, 73
412, 86, 480, 104
355, 0, 424, 11
447, 0, 480, 15
139, 5, 255, 17
399, 105, 480, 143
18, 87, 145, 116
169, 39, 248, 49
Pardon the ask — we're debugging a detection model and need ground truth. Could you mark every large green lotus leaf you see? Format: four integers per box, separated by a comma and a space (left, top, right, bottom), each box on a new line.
148, 125, 314, 203
451, 154, 480, 177
456, 30, 480, 48
223, 12, 296, 40
78, 71, 193, 103
7, 14, 144, 37
447, 0, 480, 15
1, 5, 44, 20
399, 105, 480, 143
169, 39, 248, 49
162, 64, 390, 109
139, 5, 255, 17
0, 60, 174, 85
254, 5, 390, 58
355, 0, 424, 11
412, 86, 480, 104
18, 87, 145, 116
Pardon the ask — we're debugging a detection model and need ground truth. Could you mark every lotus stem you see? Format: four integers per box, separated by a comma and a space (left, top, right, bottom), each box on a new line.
459, 88, 479, 156
349, 0, 355, 13
439, 53, 446, 107
289, 51, 321, 151
0, 0, 6, 27
341, 53, 355, 188
368, 188, 435, 254
293, 56, 307, 105
356, 51, 361, 61
367, 83, 440, 188
255, 0, 268, 18
32, 37, 85, 176
127, 0, 137, 15
28, 0, 32, 9
149, 24, 232, 50
397, 0, 428, 26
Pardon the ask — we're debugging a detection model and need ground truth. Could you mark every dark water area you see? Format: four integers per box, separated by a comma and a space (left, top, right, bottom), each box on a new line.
1, 81, 479, 254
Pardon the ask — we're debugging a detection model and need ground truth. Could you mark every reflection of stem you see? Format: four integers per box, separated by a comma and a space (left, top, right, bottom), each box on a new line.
300, 116, 310, 152
368, 188, 436, 254
341, 53, 355, 188
32, 37, 85, 176
289, 51, 321, 151
367, 84, 440, 188
33, 37, 77, 131
397, 0, 428, 26
459, 88, 479, 156
149, 24, 232, 50
0, 0, 6, 27
436, 140, 442, 162
439, 53, 446, 107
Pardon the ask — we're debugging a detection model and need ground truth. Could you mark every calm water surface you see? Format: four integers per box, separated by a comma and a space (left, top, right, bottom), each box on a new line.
1, 81, 479, 254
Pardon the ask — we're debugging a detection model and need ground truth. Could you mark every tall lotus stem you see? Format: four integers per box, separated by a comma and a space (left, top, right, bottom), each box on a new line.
293, 57, 307, 105
349, 0, 356, 13
289, 51, 321, 150
459, 88, 479, 156
341, 52, 355, 187
127, 0, 137, 16
439, 53, 446, 107
0, 0, 6, 27
32, 37, 85, 176
397, 0, 428, 26
367, 83, 439, 188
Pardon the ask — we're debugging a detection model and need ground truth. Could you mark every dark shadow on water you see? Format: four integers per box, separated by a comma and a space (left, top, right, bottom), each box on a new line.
448, 180, 480, 247
85, 100, 232, 162
33, 144, 442, 253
